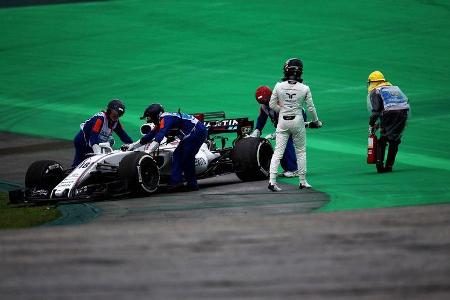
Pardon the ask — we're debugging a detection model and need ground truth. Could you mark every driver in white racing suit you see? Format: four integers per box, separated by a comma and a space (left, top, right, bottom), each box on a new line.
250, 85, 307, 178
268, 58, 322, 192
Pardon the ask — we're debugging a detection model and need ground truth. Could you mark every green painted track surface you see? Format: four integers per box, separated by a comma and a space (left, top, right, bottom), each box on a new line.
1, 0, 449, 211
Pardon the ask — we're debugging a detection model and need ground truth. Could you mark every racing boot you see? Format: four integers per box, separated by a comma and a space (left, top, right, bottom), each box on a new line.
268, 182, 282, 192
299, 180, 312, 189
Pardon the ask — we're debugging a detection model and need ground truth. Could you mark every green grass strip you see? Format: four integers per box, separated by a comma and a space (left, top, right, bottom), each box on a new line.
0, 193, 61, 229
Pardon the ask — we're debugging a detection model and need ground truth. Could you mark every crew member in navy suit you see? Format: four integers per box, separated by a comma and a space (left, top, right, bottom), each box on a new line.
72, 99, 133, 167
126, 103, 207, 191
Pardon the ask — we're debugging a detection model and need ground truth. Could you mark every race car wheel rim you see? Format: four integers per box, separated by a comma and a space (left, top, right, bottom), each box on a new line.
257, 140, 272, 175
138, 156, 160, 193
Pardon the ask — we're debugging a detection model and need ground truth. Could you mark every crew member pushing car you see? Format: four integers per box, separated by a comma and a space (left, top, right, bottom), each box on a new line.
250, 85, 307, 177
268, 58, 322, 192
72, 99, 133, 167
125, 104, 207, 191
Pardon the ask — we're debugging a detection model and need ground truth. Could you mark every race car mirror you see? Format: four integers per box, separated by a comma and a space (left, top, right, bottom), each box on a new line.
140, 123, 154, 135
98, 142, 113, 154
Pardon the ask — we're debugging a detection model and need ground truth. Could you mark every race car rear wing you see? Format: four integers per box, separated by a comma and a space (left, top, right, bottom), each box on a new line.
192, 111, 254, 138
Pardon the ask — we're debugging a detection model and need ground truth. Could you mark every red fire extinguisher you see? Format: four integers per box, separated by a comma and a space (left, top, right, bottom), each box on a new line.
367, 132, 377, 164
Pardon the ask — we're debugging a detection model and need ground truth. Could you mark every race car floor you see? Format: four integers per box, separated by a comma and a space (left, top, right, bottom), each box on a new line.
1, 133, 450, 299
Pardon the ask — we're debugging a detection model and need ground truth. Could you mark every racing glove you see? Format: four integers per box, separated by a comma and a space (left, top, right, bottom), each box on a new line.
250, 129, 261, 138
127, 141, 142, 151
92, 144, 102, 154
147, 141, 160, 153
309, 120, 323, 128
264, 132, 276, 140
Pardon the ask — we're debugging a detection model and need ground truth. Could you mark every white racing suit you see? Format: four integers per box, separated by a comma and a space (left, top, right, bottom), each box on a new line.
268, 80, 319, 184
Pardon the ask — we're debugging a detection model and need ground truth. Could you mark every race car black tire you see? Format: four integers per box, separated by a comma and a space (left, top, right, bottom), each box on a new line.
118, 152, 160, 194
25, 160, 65, 190
231, 137, 273, 182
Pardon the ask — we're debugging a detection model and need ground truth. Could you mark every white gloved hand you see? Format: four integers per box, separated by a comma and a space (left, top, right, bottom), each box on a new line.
250, 129, 261, 138
128, 141, 142, 151
264, 133, 276, 140
92, 144, 102, 154
146, 141, 160, 153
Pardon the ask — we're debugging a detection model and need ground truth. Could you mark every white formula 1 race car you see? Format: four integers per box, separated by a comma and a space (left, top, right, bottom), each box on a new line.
10, 112, 274, 203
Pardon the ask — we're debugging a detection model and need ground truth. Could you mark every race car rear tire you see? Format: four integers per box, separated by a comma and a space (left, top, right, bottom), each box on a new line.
118, 152, 160, 194
25, 160, 65, 190
231, 137, 273, 182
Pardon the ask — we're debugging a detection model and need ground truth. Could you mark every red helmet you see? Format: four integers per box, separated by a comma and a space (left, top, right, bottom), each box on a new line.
255, 86, 272, 104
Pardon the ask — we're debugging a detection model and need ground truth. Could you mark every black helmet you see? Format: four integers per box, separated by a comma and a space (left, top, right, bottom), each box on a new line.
140, 103, 165, 123
283, 58, 303, 81
107, 99, 125, 117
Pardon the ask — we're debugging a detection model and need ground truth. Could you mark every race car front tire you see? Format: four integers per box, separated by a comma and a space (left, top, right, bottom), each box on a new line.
25, 160, 65, 190
118, 152, 160, 194
231, 137, 273, 181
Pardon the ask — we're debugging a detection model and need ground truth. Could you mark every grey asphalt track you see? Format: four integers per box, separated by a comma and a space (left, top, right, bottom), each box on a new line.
1, 132, 450, 299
